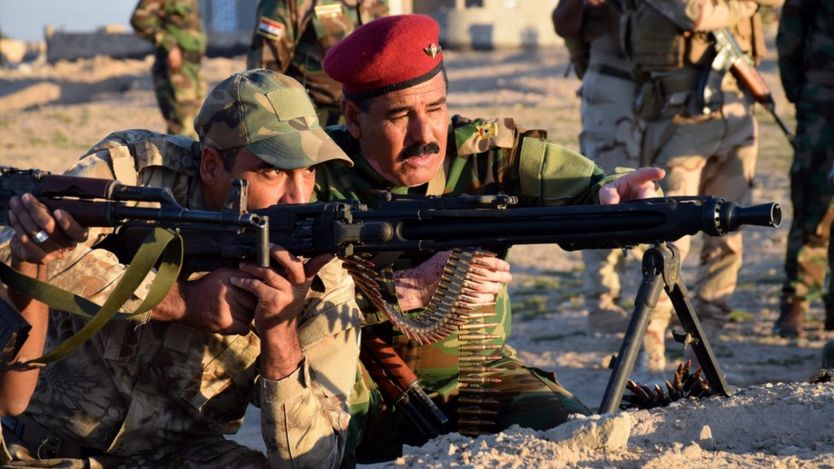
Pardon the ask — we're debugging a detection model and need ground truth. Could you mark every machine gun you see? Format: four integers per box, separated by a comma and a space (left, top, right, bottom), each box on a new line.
700, 28, 793, 139
0, 167, 782, 423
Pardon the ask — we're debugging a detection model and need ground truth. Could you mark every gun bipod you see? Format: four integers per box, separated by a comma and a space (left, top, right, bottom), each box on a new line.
598, 242, 732, 414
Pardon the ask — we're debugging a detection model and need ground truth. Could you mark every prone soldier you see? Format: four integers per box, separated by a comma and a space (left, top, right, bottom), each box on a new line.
315, 14, 665, 462
131, 0, 207, 137
247, 0, 388, 126
0, 70, 360, 468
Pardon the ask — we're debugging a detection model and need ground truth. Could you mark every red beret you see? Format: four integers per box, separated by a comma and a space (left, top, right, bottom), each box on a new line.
323, 14, 444, 99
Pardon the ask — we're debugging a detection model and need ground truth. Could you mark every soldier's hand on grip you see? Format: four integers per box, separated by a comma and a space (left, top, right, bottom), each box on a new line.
233, 244, 332, 336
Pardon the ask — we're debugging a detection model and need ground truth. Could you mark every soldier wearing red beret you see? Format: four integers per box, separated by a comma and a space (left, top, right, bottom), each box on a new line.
315, 14, 665, 463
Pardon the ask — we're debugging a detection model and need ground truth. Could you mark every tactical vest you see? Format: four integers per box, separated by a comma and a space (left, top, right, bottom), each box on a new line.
622, 0, 765, 121
622, 0, 765, 78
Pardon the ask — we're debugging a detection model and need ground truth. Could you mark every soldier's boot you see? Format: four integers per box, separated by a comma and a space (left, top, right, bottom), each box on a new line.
824, 297, 834, 332
586, 293, 630, 335
773, 301, 805, 338
823, 341, 834, 369
641, 318, 667, 374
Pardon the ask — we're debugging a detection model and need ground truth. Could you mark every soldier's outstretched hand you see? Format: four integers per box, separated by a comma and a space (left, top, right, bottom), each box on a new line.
7, 193, 88, 265
599, 167, 666, 205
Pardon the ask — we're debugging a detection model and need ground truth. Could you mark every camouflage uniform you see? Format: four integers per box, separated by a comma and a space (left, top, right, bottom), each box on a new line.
131, 0, 207, 137
317, 116, 620, 462
246, 0, 388, 126
573, 2, 643, 331
775, 0, 834, 336
0, 130, 360, 468
624, 0, 779, 360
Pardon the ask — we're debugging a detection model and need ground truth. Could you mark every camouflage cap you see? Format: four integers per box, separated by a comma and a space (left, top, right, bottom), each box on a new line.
194, 69, 352, 169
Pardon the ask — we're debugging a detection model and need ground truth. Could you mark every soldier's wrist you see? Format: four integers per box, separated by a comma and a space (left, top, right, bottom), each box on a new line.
259, 330, 304, 380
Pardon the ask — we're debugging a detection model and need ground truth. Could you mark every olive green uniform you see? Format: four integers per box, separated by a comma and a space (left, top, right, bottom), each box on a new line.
317, 116, 621, 462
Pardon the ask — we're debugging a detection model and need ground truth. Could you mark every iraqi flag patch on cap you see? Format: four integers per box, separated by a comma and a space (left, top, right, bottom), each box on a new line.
257, 17, 285, 40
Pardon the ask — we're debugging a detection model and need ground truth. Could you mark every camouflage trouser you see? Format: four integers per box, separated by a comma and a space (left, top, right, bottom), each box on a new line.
152, 50, 204, 138
345, 345, 590, 464
642, 84, 758, 334
781, 83, 834, 317
1, 432, 267, 468
579, 68, 643, 312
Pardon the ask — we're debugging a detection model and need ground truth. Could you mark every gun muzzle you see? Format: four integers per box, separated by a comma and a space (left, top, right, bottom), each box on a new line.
718, 201, 782, 233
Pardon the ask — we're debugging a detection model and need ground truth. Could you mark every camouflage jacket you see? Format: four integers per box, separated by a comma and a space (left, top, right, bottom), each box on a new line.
247, 0, 388, 108
131, 0, 207, 56
0, 130, 360, 468
316, 115, 613, 398
777, 0, 834, 103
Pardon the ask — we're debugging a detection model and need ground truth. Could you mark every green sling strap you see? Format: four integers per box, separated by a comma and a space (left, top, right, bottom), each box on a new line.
0, 227, 182, 369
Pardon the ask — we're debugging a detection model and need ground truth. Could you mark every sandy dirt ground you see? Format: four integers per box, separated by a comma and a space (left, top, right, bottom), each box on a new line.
1, 28, 832, 466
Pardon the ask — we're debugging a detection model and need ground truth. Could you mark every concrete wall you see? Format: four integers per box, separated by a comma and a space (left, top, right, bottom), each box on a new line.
44, 30, 252, 63
42, 0, 558, 62
445, 0, 562, 49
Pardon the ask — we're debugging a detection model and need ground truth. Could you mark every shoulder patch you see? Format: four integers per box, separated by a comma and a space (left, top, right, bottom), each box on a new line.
455, 117, 517, 156
257, 16, 285, 40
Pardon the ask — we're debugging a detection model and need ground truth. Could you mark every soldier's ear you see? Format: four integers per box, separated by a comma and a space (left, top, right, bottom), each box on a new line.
200, 146, 222, 185
342, 99, 363, 139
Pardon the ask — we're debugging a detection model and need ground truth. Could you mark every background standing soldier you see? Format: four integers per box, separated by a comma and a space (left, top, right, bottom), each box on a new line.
553, 0, 643, 335
622, 0, 782, 372
774, 0, 834, 337
247, 0, 388, 126
131, 0, 207, 138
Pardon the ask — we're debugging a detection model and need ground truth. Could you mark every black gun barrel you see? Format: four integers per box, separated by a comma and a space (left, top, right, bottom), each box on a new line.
718, 201, 781, 233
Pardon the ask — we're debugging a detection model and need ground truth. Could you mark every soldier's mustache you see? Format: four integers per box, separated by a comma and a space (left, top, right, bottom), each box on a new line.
400, 142, 440, 160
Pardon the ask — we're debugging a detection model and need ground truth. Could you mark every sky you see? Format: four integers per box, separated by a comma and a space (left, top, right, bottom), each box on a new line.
0, 0, 137, 41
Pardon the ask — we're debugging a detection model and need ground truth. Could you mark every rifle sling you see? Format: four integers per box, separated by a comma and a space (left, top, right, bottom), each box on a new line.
0, 227, 182, 369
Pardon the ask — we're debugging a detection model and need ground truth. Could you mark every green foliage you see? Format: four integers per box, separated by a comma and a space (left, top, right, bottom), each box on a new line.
727, 309, 754, 323
531, 331, 586, 342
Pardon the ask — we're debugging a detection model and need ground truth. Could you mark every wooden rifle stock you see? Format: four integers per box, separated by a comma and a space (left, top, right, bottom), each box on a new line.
731, 60, 794, 138
360, 329, 448, 438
